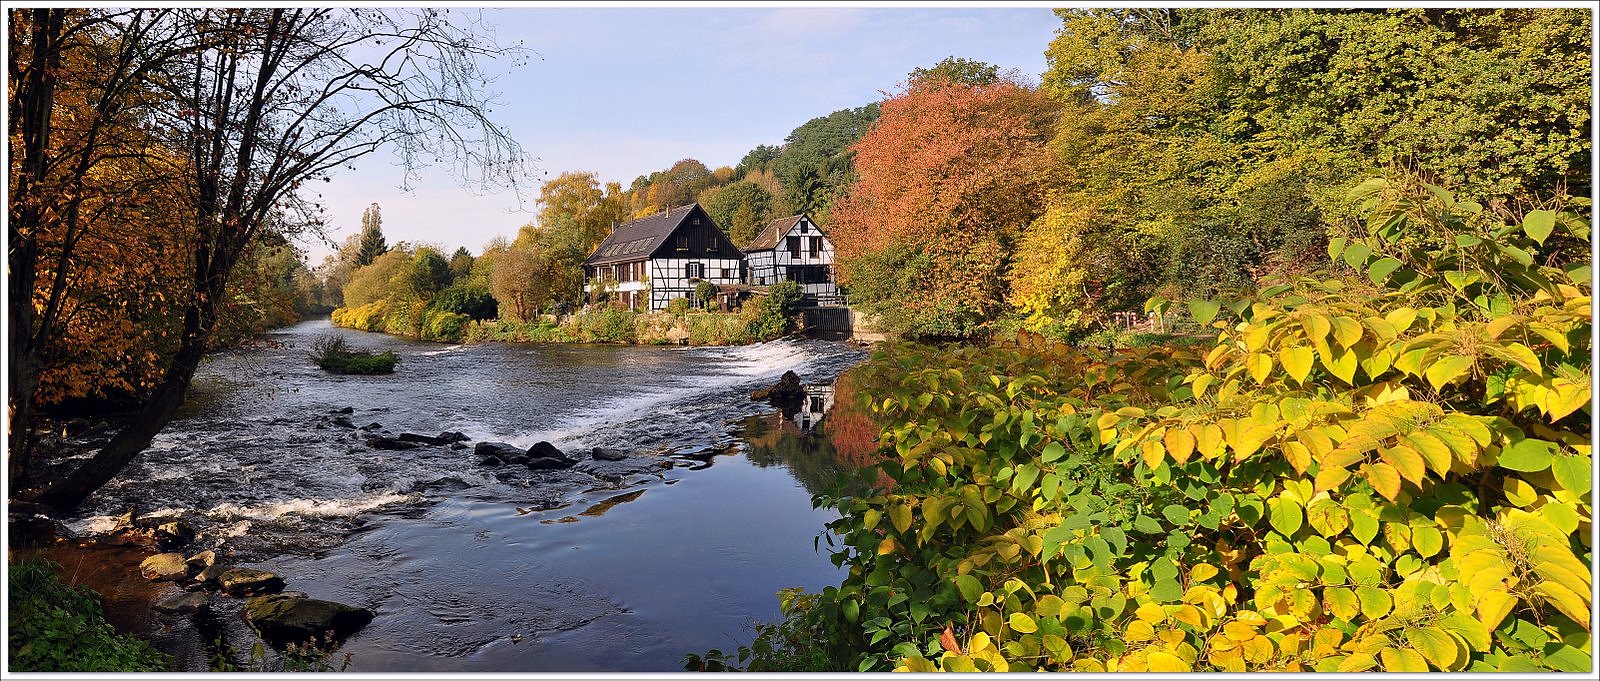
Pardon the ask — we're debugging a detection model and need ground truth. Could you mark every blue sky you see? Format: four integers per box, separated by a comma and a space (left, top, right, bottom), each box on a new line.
304, 6, 1061, 262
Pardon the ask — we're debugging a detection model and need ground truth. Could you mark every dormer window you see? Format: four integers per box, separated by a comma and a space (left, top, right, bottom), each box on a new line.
708, 239, 718, 252
693, 217, 702, 225
676, 235, 688, 251
800, 221, 810, 233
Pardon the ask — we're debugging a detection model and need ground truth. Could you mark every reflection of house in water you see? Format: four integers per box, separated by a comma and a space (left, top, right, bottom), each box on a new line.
792, 384, 835, 433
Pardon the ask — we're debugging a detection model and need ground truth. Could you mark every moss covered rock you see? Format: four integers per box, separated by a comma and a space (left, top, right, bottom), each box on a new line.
243, 594, 374, 645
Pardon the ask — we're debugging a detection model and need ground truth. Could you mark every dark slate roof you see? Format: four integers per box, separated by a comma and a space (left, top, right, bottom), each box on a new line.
746, 214, 813, 252
585, 204, 697, 266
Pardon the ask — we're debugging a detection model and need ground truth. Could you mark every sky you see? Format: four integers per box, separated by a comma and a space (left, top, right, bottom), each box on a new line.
301, 6, 1061, 262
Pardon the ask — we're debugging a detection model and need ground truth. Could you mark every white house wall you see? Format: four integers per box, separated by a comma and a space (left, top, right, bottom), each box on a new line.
648, 257, 744, 311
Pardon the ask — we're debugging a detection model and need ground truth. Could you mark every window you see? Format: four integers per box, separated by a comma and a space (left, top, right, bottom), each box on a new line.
676, 235, 689, 251
786, 236, 800, 257
720, 267, 733, 279
687, 262, 704, 279
693, 217, 702, 225
708, 238, 718, 252
809, 236, 820, 257
800, 221, 810, 233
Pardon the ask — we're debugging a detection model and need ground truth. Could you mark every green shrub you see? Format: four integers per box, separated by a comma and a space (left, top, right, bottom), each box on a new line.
667, 297, 692, 315
308, 334, 398, 374
684, 588, 843, 672
743, 282, 803, 341
576, 307, 637, 343
783, 179, 1594, 673
694, 281, 719, 310
8, 556, 172, 672
431, 281, 498, 320
464, 319, 576, 343
420, 310, 468, 342
688, 312, 754, 345
329, 300, 389, 332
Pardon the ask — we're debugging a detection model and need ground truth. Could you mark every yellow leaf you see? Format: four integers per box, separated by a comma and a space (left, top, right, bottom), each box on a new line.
1534, 581, 1590, 629
1330, 316, 1364, 348
876, 537, 897, 555
1247, 352, 1273, 384
1385, 307, 1417, 333
1282, 441, 1312, 474
1172, 604, 1204, 628
1146, 651, 1190, 673
1545, 380, 1590, 420
1405, 627, 1458, 670
1402, 431, 1454, 475
1194, 424, 1225, 458
889, 503, 913, 534
1323, 348, 1358, 384
1424, 355, 1474, 391
1363, 462, 1402, 501
1008, 612, 1038, 634
1380, 646, 1429, 672
1165, 427, 1196, 465
1136, 602, 1167, 624
1141, 439, 1166, 469
1223, 621, 1257, 642
1125, 619, 1155, 642
1279, 345, 1315, 384
1190, 564, 1219, 582
1379, 445, 1426, 486
1474, 590, 1516, 630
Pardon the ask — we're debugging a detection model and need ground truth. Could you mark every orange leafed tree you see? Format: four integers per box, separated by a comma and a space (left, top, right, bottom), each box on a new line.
830, 72, 1058, 339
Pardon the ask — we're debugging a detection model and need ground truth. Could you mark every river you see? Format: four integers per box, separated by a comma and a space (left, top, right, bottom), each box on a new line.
60, 319, 867, 671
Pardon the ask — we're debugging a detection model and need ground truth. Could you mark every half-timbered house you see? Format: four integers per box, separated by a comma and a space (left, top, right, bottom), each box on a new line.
743, 214, 840, 305
582, 203, 744, 311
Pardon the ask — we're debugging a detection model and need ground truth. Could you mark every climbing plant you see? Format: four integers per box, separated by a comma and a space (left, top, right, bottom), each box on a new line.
811, 177, 1591, 672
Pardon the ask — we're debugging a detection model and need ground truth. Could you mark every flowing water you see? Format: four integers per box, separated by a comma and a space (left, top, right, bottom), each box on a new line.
60, 320, 867, 671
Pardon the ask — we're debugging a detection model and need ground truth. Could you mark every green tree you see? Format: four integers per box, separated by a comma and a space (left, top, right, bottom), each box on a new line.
699, 180, 774, 246
407, 247, 451, 300
448, 246, 474, 281
908, 56, 1001, 86
356, 203, 388, 267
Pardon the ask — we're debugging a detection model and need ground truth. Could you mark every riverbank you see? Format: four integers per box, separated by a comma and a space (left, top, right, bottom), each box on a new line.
18, 321, 867, 671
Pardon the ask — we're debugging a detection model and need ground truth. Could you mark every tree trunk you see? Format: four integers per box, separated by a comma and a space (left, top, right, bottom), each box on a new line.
8, 9, 66, 491
30, 286, 219, 511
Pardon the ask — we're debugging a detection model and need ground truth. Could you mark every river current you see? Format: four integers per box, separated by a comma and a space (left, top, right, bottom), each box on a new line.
61, 320, 867, 671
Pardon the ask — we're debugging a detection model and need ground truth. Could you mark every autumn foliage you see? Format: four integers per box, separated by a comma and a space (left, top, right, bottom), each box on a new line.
830, 74, 1057, 339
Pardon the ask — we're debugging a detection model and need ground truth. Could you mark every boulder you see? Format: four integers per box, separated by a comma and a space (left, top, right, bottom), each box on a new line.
152, 591, 209, 615
475, 442, 525, 459
397, 432, 449, 445
364, 435, 419, 450
218, 567, 285, 595
754, 370, 805, 410
192, 563, 227, 586
590, 447, 629, 461
155, 521, 195, 549
478, 455, 503, 467
244, 594, 374, 645
331, 416, 357, 429
186, 550, 216, 569
449, 442, 468, 450
111, 505, 139, 534
7, 513, 63, 548
437, 431, 470, 443
526, 455, 577, 471
528, 441, 565, 459
140, 553, 191, 581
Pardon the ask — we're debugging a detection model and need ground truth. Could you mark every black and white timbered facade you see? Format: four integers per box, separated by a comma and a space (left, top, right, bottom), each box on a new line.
744, 214, 840, 305
582, 204, 745, 311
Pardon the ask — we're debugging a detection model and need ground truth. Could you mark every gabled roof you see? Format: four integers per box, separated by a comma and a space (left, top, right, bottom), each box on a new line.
746, 214, 822, 251
585, 204, 697, 266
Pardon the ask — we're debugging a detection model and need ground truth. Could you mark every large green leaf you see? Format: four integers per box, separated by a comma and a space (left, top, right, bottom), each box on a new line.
1189, 299, 1221, 326
1497, 437, 1556, 472
1368, 257, 1404, 284
1522, 210, 1556, 245
1268, 496, 1303, 536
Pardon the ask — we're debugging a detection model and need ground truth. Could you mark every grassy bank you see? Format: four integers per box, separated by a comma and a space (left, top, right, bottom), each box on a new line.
7, 556, 172, 672
332, 282, 805, 346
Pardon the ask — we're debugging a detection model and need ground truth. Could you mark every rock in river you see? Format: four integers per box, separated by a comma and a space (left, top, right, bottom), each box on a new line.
590, 447, 629, 461
218, 567, 285, 595
153, 591, 209, 615
365, 435, 419, 450
526, 441, 577, 470
140, 553, 191, 581
244, 594, 374, 645
475, 442, 525, 459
